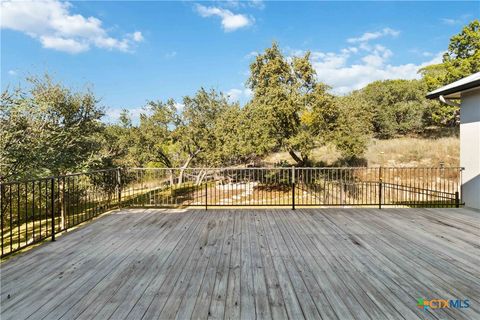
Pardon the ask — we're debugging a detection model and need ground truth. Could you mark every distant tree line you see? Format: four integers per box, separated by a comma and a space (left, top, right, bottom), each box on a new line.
1, 20, 478, 181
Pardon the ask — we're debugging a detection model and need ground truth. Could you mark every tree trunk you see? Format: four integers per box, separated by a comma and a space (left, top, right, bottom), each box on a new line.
301, 153, 310, 167
178, 160, 191, 186
288, 149, 303, 166
168, 169, 175, 187
195, 170, 206, 186
178, 149, 201, 186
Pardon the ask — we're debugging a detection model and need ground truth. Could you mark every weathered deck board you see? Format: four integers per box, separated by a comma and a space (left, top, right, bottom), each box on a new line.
1, 208, 479, 320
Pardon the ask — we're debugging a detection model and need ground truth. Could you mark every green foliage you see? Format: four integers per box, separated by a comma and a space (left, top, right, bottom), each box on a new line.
333, 93, 372, 160
246, 42, 314, 164
107, 89, 247, 169
210, 103, 255, 165
177, 88, 234, 167
423, 99, 458, 128
5, 21, 475, 178
102, 109, 138, 167
416, 20, 479, 128
103, 43, 370, 169
358, 79, 430, 138
245, 42, 366, 165
0, 75, 105, 181
443, 19, 480, 83
137, 99, 178, 167
418, 63, 448, 92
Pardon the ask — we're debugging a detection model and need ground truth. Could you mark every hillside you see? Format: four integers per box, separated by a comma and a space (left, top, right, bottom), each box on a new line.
264, 137, 460, 167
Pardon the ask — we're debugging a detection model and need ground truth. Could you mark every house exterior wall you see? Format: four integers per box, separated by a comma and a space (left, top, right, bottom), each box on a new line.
460, 89, 480, 210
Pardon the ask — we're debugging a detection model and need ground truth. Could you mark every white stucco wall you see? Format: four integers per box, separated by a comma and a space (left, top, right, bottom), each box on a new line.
460, 89, 480, 210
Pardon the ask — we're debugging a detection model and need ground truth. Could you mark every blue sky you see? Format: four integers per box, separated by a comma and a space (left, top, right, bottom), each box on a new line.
1, 1, 479, 122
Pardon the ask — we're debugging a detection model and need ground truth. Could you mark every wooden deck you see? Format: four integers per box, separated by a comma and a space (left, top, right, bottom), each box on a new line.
1, 208, 479, 320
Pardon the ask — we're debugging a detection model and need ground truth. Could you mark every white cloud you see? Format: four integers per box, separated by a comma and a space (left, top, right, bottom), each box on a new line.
341, 47, 358, 54
409, 48, 435, 58
347, 27, 400, 43
40, 35, 89, 53
245, 51, 259, 59
281, 27, 444, 94
310, 48, 443, 94
248, 0, 265, 9
174, 102, 185, 111
8, 70, 17, 76
361, 54, 384, 67
442, 18, 458, 26
131, 31, 144, 42
164, 51, 177, 59
227, 87, 252, 103
441, 14, 471, 26
289, 29, 443, 94
441, 17, 468, 26
195, 4, 252, 32
222, 0, 265, 10
105, 107, 144, 124
227, 88, 243, 101
0, 0, 143, 53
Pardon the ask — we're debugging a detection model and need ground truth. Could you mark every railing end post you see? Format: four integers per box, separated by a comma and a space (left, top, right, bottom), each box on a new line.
378, 180, 382, 210
51, 178, 56, 241
292, 182, 295, 210
117, 168, 122, 209
205, 182, 208, 210
291, 166, 296, 210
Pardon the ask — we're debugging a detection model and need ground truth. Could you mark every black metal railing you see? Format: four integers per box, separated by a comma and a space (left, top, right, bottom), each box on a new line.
1, 166, 463, 257
121, 167, 463, 208
0, 169, 120, 257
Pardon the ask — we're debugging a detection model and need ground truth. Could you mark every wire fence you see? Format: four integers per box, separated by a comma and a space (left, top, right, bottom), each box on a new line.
1, 166, 463, 257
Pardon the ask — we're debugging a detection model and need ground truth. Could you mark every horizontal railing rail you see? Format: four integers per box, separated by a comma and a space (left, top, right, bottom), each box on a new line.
1, 166, 463, 257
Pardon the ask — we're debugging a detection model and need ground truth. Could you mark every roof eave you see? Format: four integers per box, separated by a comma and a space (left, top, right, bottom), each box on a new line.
426, 79, 480, 100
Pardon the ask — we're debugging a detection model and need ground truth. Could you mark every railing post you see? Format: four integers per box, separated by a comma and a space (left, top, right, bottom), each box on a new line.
59, 177, 66, 231
292, 166, 295, 210
378, 167, 383, 209
455, 191, 460, 208
378, 181, 382, 209
459, 167, 464, 208
117, 168, 122, 209
340, 182, 344, 206
205, 182, 208, 210
51, 178, 55, 241
1, 183, 4, 256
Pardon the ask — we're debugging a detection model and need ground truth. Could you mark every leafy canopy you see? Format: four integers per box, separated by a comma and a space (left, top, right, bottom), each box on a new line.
246, 42, 367, 165
1, 75, 105, 180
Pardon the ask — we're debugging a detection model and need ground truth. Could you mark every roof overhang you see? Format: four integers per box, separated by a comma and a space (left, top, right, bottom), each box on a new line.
426, 72, 480, 100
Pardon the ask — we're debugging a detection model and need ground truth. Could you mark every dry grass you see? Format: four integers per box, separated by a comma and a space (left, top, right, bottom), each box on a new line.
366, 137, 459, 167
264, 137, 460, 167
